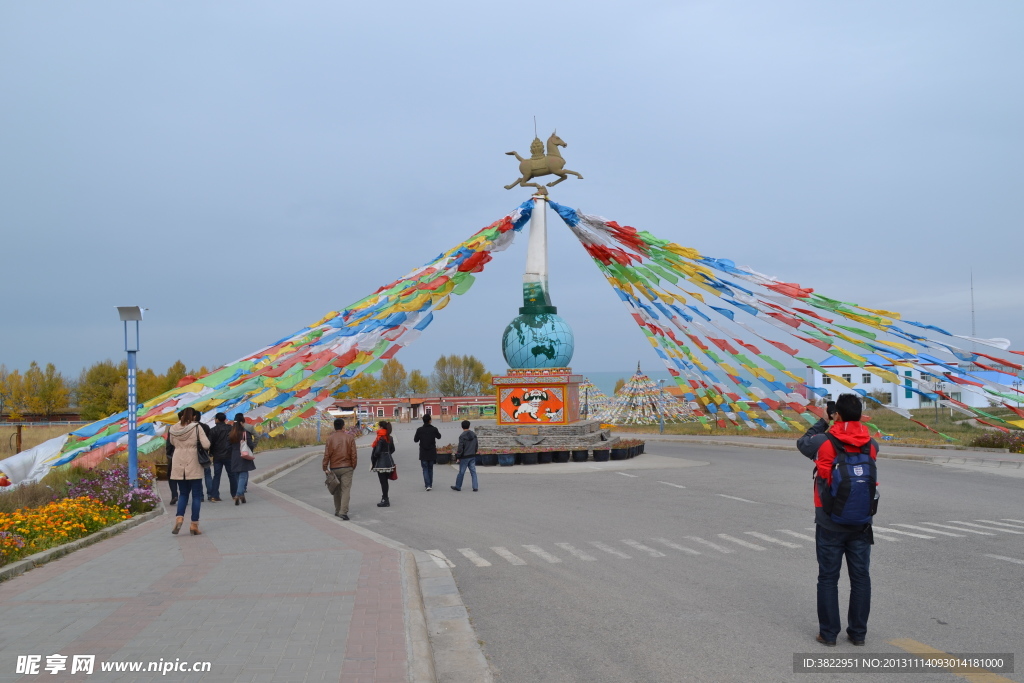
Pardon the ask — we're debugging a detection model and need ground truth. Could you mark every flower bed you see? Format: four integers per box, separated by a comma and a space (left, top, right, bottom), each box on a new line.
0, 463, 160, 568
0, 497, 130, 566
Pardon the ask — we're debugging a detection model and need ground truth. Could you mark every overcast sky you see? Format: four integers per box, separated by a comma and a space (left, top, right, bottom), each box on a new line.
1, 1, 1021, 382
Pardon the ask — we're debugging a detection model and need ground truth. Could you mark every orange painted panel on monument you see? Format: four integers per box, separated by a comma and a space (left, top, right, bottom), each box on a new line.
498, 385, 568, 425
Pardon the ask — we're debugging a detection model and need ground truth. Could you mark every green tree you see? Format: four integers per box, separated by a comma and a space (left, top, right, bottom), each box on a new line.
379, 359, 408, 398
77, 360, 128, 420
27, 363, 71, 418
431, 355, 491, 396
408, 369, 430, 395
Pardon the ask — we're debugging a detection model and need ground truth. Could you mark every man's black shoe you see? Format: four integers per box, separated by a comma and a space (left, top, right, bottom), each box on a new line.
169, 497, 178, 504
847, 633, 865, 646
451, 486, 460, 491
816, 634, 836, 647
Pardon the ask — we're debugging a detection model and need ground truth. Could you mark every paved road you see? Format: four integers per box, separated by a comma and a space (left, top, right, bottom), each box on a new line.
271, 434, 1024, 683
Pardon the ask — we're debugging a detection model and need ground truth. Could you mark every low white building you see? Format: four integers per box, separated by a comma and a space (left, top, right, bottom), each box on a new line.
805, 353, 1022, 410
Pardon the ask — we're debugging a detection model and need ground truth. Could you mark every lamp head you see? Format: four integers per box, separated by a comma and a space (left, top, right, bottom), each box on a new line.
116, 306, 145, 322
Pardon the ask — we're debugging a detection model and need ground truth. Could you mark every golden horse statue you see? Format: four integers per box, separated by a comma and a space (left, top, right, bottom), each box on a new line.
505, 132, 583, 193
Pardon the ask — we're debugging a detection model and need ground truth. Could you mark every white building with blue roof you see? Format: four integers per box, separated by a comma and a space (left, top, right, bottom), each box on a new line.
805, 353, 1022, 410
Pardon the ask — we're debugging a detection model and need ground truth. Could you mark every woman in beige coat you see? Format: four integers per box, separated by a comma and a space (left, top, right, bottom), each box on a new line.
167, 406, 211, 535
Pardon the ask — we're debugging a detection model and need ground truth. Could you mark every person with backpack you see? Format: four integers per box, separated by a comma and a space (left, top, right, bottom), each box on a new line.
797, 394, 879, 648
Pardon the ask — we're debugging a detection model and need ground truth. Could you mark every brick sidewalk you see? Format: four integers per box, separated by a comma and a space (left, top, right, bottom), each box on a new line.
0, 448, 427, 683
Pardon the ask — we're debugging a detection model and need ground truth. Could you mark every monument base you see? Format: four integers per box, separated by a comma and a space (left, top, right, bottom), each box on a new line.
476, 419, 618, 451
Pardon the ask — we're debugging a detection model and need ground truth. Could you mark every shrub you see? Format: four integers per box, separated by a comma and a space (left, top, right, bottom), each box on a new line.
67, 464, 160, 515
969, 431, 1024, 454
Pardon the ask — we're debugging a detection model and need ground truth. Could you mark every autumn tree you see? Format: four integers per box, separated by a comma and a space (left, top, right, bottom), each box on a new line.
379, 359, 408, 398
77, 360, 127, 420
431, 355, 491, 396
344, 373, 383, 398
613, 378, 627, 395
164, 360, 188, 391
0, 367, 27, 419
26, 362, 71, 418
408, 369, 430, 395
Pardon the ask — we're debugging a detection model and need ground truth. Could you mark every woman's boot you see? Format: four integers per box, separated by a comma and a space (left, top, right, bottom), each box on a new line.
190, 521, 201, 535
172, 516, 184, 534
376, 497, 390, 507
234, 496, 240, 506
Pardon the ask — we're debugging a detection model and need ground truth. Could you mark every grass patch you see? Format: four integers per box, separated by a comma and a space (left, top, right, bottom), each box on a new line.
613, 404, 1013, 447
0, 425, 74, 458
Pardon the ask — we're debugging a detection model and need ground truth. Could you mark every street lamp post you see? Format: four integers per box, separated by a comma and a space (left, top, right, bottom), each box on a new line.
583, 386, 589, 419
116, 306, 144, 488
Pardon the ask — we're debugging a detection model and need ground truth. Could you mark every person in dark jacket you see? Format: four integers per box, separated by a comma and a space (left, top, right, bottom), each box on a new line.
208, 412, 235, 502
451, 420, 478, 492
228, 416, 257, 506
165, 410, 185, 504
797, 394, 878, 648
370, 421, 396, 507
414, 414, 442, 491
193, 411, 213, 502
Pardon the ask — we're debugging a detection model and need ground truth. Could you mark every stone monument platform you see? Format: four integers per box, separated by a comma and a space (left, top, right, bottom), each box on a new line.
476, 419, 619, 451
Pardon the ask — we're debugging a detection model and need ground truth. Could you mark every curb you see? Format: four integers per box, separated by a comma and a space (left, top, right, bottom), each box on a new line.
635, 437, 1024, 468
256, 449, 492, 683
0, 505, 164, 583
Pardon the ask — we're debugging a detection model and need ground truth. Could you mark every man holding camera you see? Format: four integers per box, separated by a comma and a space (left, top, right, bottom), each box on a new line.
797, 393, 879, 648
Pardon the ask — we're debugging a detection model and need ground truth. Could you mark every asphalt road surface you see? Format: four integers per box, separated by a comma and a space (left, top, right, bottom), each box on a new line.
270, 424, 1023, 683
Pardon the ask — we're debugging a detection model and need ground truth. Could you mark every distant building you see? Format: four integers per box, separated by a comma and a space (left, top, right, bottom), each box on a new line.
805, 354, 1021, 409
328, 394, 496, 422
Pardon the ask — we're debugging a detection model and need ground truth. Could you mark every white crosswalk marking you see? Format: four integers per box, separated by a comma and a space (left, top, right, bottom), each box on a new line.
657, 481, 687, 489
949, 521, 1024, 535
985, 554, 1024, 566
491, 547, 526, 565
685, 536, 734, 553
776, 530, 816, 542
872, 526, 935, 539
1002, 519, 1024, 525
717, 494, 760, 504
590, 541, 632, 559
555, 543, 597, 561
744, 532, 800, 548
978, 520, 1024, 530
458, 548, 491, 567
426, 550, 455, 568
622, 540, 666, 557
617, 472, 639, 478
919, 522, 994, 536
523, 545, 562, 563
891, 524, 965, 537
651, 538, 701, 555
717, 534, 765, 551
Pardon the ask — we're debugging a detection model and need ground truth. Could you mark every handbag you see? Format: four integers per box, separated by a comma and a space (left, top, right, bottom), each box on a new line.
240, 435, 255, 461
325, 469, 340, 495
195, 426, 211, 468
389, 465, 398, 481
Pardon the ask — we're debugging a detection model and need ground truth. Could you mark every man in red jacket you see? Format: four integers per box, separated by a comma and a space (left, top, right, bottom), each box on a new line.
797, 393, 878, 648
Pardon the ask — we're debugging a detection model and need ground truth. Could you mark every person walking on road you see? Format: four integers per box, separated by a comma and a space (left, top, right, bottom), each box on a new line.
451, 420, 478, 492
207, 412, 235, 502
323, 418, 357, 520
193, 411, 213, 502
167, 406, 211, 535
165, 410, 185, 504
370, 421, 396, 507
414, 414, 442, 491
797, 394, 878, 648
229, 416, 257, 506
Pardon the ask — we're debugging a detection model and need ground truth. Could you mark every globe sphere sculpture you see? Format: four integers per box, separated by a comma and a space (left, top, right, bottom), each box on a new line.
502, 313, 575, 369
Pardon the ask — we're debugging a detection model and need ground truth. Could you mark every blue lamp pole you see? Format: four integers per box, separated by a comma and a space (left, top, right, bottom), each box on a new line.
116, 306, 144, 488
